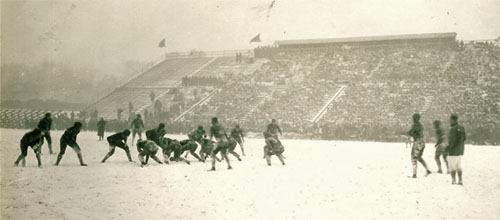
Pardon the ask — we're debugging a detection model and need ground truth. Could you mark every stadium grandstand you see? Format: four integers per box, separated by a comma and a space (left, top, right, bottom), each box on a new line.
275, 32, 457, 48
2, 32, 499, 145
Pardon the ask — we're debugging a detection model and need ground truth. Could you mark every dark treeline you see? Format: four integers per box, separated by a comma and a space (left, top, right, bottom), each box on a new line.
0, 61, 143, 109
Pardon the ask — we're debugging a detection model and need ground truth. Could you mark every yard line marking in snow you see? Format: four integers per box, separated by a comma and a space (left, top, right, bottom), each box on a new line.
6, 177, 28, 186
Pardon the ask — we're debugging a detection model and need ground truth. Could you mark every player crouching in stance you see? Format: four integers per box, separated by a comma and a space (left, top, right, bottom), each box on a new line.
178, 139, 203, 162
136, 139, 163, 167
164, 139, 193, 164
101, 129, 133, 163
183, 125, 206, 158
263, 131, 285, 166
447, 114, 466, 185
145, 123, 167, 162
433, 120, 448, 174
209, 117, 232, 171
407, 113, 431, 178
55, 122, 87, 166
14, 129, 45, 167
142, 136, 171, 165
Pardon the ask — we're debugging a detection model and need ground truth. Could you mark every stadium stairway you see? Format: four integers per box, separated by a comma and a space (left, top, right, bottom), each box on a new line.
241, 91, 274, 121
365, 57, 385, 79
190, 57, 232, 77
186, 57, 218, 77
311, 86, 347, 123
135, 90, 171, 114
443, 52, 457, 73
421, 51, 457, 115
173, 88, 220, 122
421, 96, 433, 113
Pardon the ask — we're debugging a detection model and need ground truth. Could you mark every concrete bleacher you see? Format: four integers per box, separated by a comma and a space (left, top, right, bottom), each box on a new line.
125, 58, 213, 88
173, 88, 220, 122
194, 57, 268, 77
0, 108, 64, 128
89, 88, 171, 120
86, 53, 268, 122
180, 84, 273, 125
194, 57, 232, 77
87, 57, 221, 120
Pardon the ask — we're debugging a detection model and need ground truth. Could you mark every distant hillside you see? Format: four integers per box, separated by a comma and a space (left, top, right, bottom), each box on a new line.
0, 61, 144, 106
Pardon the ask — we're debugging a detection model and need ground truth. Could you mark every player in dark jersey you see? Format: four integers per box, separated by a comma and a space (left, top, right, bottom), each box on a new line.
146, 123, 166, 145
265, 119, 282, 157
37, 113, 53, 154
267, 119, 282, 136
183, 125, 206, 158
141, 137, 170, 165
448, 114, 466, 185
164, 139, 194, 164
136, 139, 163, 167
97, 118, 106, 141
180, 139, 203, 162
130, 114, 145, 144
199, 138, 219, 162
230, 124, 245, 156
144, 123, 167, 163
263, 131, 285, 166
407, 114, 431, 178
14, 129, 44, 167
55, 122, 87, 166
433, 120, 448, 174
188, 125, 206, 145
101, 129, 133, 163
209, 117, 232, 171
263, 119, 283, 158
226, 137, 242, 161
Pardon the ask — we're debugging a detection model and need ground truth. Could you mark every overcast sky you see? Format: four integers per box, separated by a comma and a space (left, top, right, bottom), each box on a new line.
2, 0, 499, 75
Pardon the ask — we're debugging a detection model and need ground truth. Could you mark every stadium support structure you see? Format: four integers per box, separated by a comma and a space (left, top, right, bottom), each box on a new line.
135, 90, 171, 114
0, 109, 65, 129
85, 49, 252, 120
186, 58, 218, 77
311, 86, 346, 123
173, 88, 220, 122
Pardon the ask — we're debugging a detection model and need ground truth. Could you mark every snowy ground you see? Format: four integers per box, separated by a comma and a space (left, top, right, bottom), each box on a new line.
1, 128, 499, 219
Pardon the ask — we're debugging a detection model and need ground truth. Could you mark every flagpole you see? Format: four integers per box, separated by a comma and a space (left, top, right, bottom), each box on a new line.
163, 38, 167, 59
163, 46, 167, 59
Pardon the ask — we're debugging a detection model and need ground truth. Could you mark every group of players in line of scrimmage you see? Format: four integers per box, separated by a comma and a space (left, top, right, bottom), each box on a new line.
13, 111, 467, 184
14, 114, 286, 170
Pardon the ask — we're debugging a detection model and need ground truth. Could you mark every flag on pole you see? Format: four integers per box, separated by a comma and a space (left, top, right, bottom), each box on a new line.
250, 34, 261, 43
267, 0, 276, 18
158, 38, 166, 48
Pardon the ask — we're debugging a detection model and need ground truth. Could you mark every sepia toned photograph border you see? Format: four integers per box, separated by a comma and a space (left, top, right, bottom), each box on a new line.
1, 0, 499, 219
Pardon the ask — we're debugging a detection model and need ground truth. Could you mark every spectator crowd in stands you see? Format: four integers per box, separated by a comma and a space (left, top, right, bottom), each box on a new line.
4, 41, 499, 145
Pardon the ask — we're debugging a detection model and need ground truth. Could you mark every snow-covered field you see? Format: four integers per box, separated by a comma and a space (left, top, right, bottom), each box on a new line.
1, 128, 499, 219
